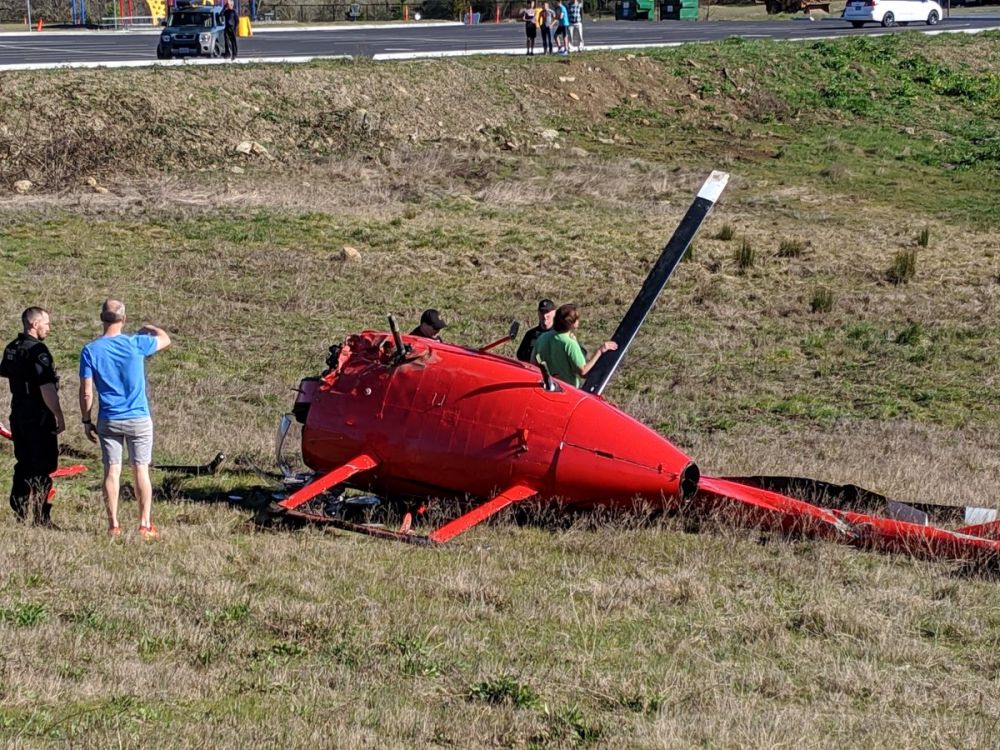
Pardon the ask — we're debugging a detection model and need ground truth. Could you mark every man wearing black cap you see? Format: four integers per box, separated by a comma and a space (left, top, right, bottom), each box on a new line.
411, 309, 447, 341
516, 299, 556, 362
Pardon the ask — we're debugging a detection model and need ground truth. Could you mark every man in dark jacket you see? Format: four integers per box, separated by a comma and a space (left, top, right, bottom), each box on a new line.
411, 309, 447, 341
222, 0, 238, 60
0, 307, 65, 526
516, 299, 556, 362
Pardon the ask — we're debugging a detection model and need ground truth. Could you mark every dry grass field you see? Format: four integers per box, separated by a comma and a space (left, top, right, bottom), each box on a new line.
1, 33, 999, 748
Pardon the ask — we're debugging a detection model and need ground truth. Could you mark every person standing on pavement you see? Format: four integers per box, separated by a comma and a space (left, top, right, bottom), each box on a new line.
521, 0, 538, 56
0, 308, 65, 527
539, 2, 555, 55
530, 303, 617, 388
79, 299, 171, 539
568, 0, 585, 52
221, 0, 239, 60
554, 0, 570, 54
516, 298, 556, 362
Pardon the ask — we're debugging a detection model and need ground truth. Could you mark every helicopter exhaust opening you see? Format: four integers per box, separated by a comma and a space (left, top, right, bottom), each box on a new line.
681, 462, 700, 499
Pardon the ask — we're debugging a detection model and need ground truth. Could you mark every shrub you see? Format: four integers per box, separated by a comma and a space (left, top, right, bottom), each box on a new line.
682, 243, 695, 262
715, 224, 735, 241
917, 226, 931, 247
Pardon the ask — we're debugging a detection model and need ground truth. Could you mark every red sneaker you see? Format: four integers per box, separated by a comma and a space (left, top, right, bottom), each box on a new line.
138, 524, 159, 540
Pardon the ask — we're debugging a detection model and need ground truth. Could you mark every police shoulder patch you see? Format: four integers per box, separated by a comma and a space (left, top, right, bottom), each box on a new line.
37, 352, 52, 367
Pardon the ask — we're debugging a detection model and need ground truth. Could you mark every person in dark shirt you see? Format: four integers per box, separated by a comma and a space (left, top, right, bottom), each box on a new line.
521, 0, 538, 56
221, 0, 238, 60
411, 309, 447, 341
0, 307, 65, 526
516, 298, 556, 362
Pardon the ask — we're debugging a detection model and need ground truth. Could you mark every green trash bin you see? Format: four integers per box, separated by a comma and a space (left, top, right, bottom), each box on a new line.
661, 0, 698, 19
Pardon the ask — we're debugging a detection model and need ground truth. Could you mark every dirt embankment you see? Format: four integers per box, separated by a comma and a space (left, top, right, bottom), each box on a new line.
0, 55, 701, 191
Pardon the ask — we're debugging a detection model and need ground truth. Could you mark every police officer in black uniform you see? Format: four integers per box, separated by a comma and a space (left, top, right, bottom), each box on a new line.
516, 298, 556, 362
411, 309, 447, 341
221, 0, 239, 60
0, 307, 65, 526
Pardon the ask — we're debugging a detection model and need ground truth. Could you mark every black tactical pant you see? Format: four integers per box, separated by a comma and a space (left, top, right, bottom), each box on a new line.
224, 28, 238, 59
9, 411, 57, 523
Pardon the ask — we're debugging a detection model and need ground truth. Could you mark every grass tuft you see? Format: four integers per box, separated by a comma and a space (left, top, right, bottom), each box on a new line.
895, 321, 923, 346
778, 238, 806, 258
810, 286, 834, 313
887, 248, 918, 285
469, 675, 541, 709
715, 224, 735, 241
735, 239, 755, 272
917, 226, 931, 247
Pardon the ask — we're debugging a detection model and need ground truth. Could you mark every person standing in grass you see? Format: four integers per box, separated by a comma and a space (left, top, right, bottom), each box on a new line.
1, 307, 65, 527
539, 2, 555, 55
531, 303, 617, 388
522, 0, 538, 56
79, 299, 171, 539
410, 309, 447, 341
221, 0, 239, 60
516, 298, 556, 362
568, 0, 584, 52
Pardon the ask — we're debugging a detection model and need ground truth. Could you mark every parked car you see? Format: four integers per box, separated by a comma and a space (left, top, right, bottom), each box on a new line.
842, 0, 942, 27
157, 3, 226, 60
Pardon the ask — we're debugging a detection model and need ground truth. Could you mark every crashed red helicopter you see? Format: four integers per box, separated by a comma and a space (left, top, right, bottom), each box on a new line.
240, 171, 997, 564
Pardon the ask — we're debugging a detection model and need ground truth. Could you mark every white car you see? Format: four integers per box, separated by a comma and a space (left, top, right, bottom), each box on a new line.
842, 0, 942, 27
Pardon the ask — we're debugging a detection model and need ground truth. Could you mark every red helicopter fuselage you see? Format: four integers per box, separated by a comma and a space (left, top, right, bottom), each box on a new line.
298, 331, 699, 512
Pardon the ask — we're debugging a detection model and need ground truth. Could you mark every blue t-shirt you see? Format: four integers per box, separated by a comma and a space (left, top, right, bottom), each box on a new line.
80, 334, 159, 421
558, 5, 569, 25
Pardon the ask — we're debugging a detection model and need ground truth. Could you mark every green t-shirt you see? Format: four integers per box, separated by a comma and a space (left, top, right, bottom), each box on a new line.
531, 331, 586, 387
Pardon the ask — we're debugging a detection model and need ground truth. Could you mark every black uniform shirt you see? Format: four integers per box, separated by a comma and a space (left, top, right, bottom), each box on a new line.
222, 7, 238, 29
516, 325, 549, 363
0, 334, 57, 414
410, 326, 442, 342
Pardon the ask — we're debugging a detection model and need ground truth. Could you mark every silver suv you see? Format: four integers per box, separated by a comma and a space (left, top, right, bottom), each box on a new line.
157, 4, 226, 59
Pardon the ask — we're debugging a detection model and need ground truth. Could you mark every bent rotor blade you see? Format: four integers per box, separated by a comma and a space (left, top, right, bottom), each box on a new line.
153, 452, 226, 476
583, 170, 729, 396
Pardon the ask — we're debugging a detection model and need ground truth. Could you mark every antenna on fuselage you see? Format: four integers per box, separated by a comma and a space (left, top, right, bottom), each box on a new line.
388, 315, 410, 362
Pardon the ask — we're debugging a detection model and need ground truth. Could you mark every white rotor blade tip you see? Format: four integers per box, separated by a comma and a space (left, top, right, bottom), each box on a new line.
697, 171, 730, 204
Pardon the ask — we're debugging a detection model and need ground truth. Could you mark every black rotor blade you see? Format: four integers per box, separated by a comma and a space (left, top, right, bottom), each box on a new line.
583, 171, 729, 396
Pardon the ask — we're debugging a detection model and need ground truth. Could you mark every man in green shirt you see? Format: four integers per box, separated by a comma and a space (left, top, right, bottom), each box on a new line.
531, 303, 617, 388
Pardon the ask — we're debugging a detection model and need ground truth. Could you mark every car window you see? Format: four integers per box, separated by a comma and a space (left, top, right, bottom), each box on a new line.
169, 12, 211, 26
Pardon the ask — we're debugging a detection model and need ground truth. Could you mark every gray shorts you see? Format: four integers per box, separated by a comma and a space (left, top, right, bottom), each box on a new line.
97, 417, 154, 466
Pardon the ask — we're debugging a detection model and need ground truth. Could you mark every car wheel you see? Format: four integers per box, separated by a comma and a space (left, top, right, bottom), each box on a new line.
926, 10, 939, 24
212, 41, 223, 58
851, 21, 864, 27
881, 11, 895, 26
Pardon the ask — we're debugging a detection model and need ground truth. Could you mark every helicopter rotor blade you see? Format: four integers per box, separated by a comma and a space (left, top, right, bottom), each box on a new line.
582, 170, 729, 397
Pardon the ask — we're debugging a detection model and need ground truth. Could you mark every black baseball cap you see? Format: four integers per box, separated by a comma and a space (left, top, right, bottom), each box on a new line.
420, 309, 447, 330
538, 299, 556, 312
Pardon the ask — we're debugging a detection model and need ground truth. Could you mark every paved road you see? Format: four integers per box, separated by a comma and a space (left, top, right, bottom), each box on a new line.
1, 15, 998, 67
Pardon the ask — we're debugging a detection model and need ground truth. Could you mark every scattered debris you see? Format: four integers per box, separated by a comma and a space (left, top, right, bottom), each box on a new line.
340, 245, 362, 262
13, 179, 32, 194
